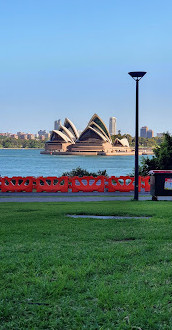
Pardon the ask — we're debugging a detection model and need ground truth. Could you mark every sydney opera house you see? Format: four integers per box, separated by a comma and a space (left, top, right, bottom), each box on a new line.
41, 114, 131, 156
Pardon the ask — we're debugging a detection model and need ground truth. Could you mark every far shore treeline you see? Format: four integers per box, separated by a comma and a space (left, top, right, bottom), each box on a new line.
0, 137, 47, 149
0, 134, 163, 149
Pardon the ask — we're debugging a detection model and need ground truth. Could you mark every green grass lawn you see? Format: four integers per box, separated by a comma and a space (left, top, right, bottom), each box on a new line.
1, 201, 172, 329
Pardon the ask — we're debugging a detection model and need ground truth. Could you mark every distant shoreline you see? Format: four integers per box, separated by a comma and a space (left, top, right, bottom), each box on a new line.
0, 148, 43, 150
41, 150, 154, 156
0, 148, 154, 155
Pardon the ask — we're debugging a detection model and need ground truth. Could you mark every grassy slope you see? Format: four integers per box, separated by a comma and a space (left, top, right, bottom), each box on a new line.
1, 201, 172, 329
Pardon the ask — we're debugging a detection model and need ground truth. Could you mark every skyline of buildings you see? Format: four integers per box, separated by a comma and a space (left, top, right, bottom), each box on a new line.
140, 126, 154, 139
0, 131, 51, 141
0, 117, 166, 140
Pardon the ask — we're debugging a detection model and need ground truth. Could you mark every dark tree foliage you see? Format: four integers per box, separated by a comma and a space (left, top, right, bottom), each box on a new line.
0, 137, 46, 149
140, 133, 172, 176
62, 166, 108, 177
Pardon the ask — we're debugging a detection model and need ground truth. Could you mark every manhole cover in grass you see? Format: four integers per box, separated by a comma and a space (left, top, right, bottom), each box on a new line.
67, 215, 150, 219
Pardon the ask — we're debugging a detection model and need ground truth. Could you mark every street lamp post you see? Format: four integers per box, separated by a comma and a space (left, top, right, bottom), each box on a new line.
128, 71, 147, 200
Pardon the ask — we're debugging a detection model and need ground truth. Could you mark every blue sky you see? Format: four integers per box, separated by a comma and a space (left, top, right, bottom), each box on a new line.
0, 0, 172, 135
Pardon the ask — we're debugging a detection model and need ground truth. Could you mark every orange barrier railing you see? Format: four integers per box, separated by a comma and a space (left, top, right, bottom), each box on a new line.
105, 176, 150, 192
1, 176, 34, 192
36, 176, 68, 192
0, 176, 150, 193
105, 176, 136, 192
70, 176, 105, 192
141, 176, 150, 192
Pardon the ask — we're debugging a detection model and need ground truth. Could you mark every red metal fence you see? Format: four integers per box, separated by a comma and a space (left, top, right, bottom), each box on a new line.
0, 176, 150, 193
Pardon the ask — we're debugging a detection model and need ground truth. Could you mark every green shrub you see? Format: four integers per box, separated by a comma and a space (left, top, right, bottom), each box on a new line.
62, 166, 108, 177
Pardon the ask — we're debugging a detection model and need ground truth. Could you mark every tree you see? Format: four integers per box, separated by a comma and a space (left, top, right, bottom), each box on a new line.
140, 133, 172, 176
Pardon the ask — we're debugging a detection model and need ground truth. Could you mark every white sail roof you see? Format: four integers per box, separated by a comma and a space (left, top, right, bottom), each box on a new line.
64, 118, 79, 140
51, 130, 71, 143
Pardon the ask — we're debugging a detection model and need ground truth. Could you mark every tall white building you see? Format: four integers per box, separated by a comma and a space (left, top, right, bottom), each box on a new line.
109, 117, 116, 135
54, 119, 61, 130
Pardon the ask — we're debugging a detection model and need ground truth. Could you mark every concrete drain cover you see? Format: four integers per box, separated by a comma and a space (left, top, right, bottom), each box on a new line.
67, 215, 150, 220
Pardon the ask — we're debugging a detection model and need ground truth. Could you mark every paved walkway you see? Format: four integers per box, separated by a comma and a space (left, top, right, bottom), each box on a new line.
0, 196, 152, 202
0, 191, 170, 202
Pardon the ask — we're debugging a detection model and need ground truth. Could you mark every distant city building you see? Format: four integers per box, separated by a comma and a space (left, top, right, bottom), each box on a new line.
20, 134, 28, 140
54, 119, 61, 130
27, 134, 35, 140
0, 131, 49, 140
147, 129, 154, 138
17, 132, 28, 139
39, 135, 45, 141
140, 126, 148, 138
109, 117, 116, 135
38, 130, 46, 137
45, 133, 50, 139
0, 133, 8, 136
157, 133, 163, 137
140, 126, 154, 138
17, 132, 25, 137
11, 134, 18, 139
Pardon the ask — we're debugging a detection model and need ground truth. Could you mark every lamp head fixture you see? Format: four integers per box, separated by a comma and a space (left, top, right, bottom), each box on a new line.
128, 71, 147, 81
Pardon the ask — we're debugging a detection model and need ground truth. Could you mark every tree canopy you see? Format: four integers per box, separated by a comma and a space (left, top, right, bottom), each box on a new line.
140, 133, 172, 175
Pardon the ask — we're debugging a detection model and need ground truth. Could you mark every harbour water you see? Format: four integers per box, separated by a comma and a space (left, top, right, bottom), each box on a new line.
0, 149, 151, 177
